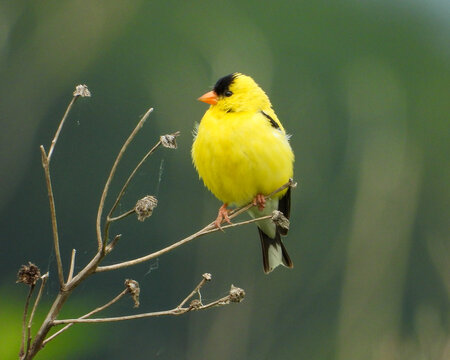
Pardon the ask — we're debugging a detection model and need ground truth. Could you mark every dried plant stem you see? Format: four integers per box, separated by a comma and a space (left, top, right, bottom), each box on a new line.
54, 296, 228, 325
52, 296, 233, 324
43, 288, 129, 346
40, 147, 65, 287
52, 309, 187, 324
228, 179, 295, 219
201, 215, 272, 235
47, 96, 78, 162
52, 275, 229, 325
178, 274, 210, 309
108, 140, 161, 218
28, 274, 49, 330
96, 108, 154, 251
105, 234, 122, 254
19, 284, 35, 359
103, 131, 180, 242
67, 250, 76, 283
95, 179, 295, 273
108, 209, 135, 222
25, 274, 48, 357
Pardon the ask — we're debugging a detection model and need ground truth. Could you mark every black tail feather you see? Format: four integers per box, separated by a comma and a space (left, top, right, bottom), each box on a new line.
258, 228, 293, 274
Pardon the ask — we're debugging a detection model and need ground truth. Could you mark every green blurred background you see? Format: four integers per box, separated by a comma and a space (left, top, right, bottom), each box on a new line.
1, 1, 448, 359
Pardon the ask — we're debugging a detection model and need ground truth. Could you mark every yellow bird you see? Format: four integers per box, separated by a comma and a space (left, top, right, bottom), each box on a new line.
192, 73, 294, 274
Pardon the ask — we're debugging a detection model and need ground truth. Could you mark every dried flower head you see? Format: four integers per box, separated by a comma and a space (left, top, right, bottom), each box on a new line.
160, 134, 178, 149
125, 279, 140, 308
271, 210, 290, 232
17, 262, 41, 286
202, 273, 212, 281
229, 285, 245, 303
73, 84, 91, 97
135, 195, 158, 221
288, 178, 297, 189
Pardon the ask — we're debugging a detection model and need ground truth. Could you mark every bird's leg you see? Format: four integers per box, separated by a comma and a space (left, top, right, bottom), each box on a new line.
253, 194, 266, 211
214, 203, 232, 229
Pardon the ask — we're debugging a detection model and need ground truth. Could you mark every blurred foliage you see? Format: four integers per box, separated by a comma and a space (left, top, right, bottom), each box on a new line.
0, 287, 99, 359
0, 1, 448, 359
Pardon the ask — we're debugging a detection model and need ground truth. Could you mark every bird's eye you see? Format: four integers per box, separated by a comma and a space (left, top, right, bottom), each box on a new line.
224, 90, 233, 97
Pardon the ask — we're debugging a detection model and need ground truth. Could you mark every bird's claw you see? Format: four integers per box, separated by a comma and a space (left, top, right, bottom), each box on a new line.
214, 204, 232, 230
253, 194, 266, 211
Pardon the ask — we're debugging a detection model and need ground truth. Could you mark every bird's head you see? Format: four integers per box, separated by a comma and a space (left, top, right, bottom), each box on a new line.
198, 73, 271, 113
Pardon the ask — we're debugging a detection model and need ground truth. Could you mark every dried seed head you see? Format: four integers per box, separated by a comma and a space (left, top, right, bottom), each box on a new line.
73, 84, 91, 97
135, 195, 158, 221
160, 134, 178, 149
202, 273, 212, 281
271, 210, 290, 232
189, 299, 202, 310
125, 279, 140, 308
229, 285, 245, 303
17, 262, 41, 286
288, 178, 297, 188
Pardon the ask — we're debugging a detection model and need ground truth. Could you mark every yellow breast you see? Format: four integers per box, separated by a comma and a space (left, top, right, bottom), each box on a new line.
192, 108, 294, 206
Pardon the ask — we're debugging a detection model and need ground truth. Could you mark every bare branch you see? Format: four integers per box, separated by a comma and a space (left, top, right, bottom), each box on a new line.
52, 275, 243, 325
108, 209, 135, 222
46, 85, 91, 162
47, 97, 76, 162
28, 274, 49, 328
177, 273, 211, 309
200, 215, 273, 236
95, 179, 295, 273
40, 147, 65, 287
228, 178, 296, 219
51, 294, 240, 325
67, 250, 76, 283
96, 107, 154, 252
105, 234, 122, 254
103, 132, 179, 243
107, 138, 161, 218
26, 273, 49, 356
19, 285, 35, 359
95, 222, 214, 273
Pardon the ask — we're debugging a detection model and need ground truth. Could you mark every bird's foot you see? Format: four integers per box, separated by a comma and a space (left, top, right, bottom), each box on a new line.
253, 194, 266, 211
214, 204, 232, 230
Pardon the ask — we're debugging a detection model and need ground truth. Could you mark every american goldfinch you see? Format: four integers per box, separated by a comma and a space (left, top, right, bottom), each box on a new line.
192, 73, 294, 274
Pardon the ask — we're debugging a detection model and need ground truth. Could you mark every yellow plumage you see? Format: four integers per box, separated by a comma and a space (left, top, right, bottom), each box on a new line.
192, 73, 294, 273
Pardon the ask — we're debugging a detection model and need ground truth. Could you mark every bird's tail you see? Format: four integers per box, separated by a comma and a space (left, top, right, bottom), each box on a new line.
258, 228, 293, 274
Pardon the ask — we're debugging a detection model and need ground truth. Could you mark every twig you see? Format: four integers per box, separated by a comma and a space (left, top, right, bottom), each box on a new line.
103, 131, 180, 243
52, 276, 241, 325
177, 273, 211, 309
96, 108, 154, 252
105, 234, 122, 254
19, 285, 35, 359
108, 139, 161, 218
52, 296, 235, 324
47, 96, 78, 162
67, 250, 76, 283
26, 274, 49, 356
108, 209, 135, 222
228, 178, 296, 219
200, 215, 272, 235
43, 288, 129, 346
95, 179, 296, 273
40, 147, 65, 287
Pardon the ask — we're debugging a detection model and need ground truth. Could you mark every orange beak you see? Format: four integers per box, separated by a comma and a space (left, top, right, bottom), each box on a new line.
198, 90, 218, 105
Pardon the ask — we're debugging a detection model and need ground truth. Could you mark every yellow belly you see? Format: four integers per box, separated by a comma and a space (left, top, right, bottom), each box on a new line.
192, 110, 294, 206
